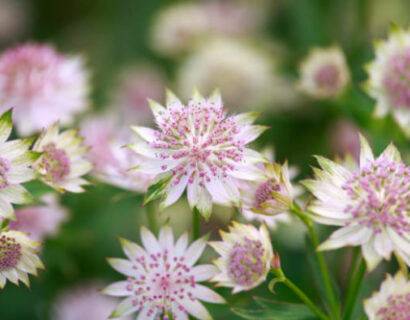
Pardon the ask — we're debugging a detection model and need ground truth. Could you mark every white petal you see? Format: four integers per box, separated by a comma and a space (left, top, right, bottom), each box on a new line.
359, 134, 374, 169
318, 225, 372, 251
102, 281, 131, 297
362, 238, 382, 271
140, 226, 161, 253
182, 299, 213, 320
191, 264, 218, 281
107, 258, 137, 277
158, 224, 174, 250
184, 236, 208, 267
192, 284, 226, 303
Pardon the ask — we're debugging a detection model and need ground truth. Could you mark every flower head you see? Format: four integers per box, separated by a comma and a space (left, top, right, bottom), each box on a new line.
81, 115, 153, 192
0, 110, 38, 220
240, 162, 294, 217
33, 122, 92, 193
128, 89, 267, 219
177, 38, 292, 111
9, 193, 68, 241
0, 43, 89, 136
0, 230, 44, 289
103, 225, 225, 320
303, 134, 410, 271
209, 222, 274, 293
298, 46, 350, 99
363, 272, 410, 320
364, 24, 410, 137
53, 282, 131, 320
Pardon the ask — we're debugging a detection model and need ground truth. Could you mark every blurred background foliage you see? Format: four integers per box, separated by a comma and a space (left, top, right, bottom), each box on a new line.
0, 0, 409, 319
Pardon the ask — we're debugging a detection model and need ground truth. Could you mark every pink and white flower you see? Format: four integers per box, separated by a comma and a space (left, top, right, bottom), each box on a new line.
33, 122, 92, 193
298, 46, 350, 99
364, 24, 410, 138
9, 193, 68, 241
363, 272, 410, 320
209, 222, 274, 293
0, 109, 38, 220
81, 116, 152, 192
128, 89, 267, 219
0, 230, 44, 289
303, 134, 410, 271
53, 282, 130, 320
103, 225, 225, 320
0, 44, 89, 136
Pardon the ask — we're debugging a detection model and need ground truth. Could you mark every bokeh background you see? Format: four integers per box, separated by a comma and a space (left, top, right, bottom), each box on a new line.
0, 0, 409, 319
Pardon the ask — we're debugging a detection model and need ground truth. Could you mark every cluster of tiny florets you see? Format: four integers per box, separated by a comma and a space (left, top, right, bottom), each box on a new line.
376, 292, 410, 320
39, 143, 71, 183
227, 237, 265, 287
125, 248, 197, 319
151, 99, 245, 187
341, 156, 410, 235
0, 235, 22, 271
254, 178, 281, 208
314, 64, 341, 92
383, 48, 410, 109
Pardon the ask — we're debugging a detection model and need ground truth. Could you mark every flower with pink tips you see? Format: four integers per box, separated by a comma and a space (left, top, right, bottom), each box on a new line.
363, 272, 410, 320
303, 134, 410, 271
53, 282, 131, 320
102, 225, 225, 320
33, 122, 93, 193
364, 24, 410, 138
9, 193, 68, 241
80, 115, 153, 192
128, 89, 268, 220
209, 222, 274, 293
0, 43, 89, 136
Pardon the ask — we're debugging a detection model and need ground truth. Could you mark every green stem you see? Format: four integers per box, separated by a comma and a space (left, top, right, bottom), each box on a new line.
394, 251, 408, 278
270, 268, 329, 320
342, 258, 366, 320
344, 247, 361, 294
291, 204, 340, 319
145, 202, 158, 235
284, 278, 330, 320
192, 207, 200, 240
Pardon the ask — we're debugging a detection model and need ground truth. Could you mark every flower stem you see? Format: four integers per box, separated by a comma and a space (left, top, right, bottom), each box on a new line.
192, 207, 200, 240
342, 257, 366, 320
291, 204, 340, 319
270, 268, 330, 320
145, 202, 158, 234
394, 251, 408, 278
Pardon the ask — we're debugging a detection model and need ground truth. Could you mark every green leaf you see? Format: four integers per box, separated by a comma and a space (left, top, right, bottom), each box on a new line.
143, 173, 172, 205
232, 298, 317, 320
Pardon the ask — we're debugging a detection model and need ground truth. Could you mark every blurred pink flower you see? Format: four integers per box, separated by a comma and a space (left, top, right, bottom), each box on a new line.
80, 116, 153, 192
0, 44, 89, 135
329, 118, 360, 161
9, 194, 68, 241
53, 282, 130, 320
113, 67, 165, 126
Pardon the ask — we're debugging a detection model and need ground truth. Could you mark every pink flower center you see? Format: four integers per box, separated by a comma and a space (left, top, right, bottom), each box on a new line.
227, 237, 265, 287
254, 178, 281, 208
342, 157, 410, 234
0, 235, 22, 271
376, 292, 410, 320
383, 48, 410, 109
125, 249, 196, 319
40, 143, 71, 183
0, 157, 11, 190
314, 64, 341, 92
150, 99, 244, 187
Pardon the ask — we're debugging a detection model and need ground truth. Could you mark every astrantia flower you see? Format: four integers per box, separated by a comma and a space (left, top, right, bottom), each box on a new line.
33, 122, 92, 193
240, 162, 294, 217
177, 38, 296, 111
0, 109, 38, 220
298, 46, 350, 99
363, 272, 410, 320
209, 222, 273, 293
0, 230, 44, 289
103, 225, 225, 320
128, 89, 267, 219
81, 116, 152, 192
0, 43, 89, 136
303, 135, 410, 271
364, 24, 410, 137
53, 282, 131, 320
9, 193, 68, 241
